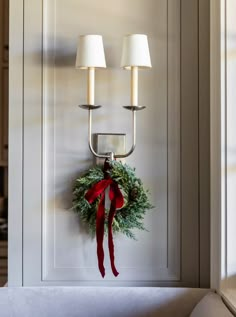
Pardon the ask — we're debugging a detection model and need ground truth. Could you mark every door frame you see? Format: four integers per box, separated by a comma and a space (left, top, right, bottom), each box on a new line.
8, 0, 24, 286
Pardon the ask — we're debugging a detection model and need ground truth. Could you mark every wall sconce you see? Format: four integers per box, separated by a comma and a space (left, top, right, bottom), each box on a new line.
76, 34, 152, 160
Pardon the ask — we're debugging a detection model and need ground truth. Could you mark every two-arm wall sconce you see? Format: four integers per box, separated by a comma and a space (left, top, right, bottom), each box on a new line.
76, 34, 152, 160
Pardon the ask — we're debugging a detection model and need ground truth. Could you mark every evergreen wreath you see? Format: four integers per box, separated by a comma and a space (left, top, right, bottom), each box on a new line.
72, 160, 153, 240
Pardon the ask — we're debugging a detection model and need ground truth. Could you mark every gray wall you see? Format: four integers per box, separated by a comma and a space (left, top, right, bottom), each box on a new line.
8, 0, 210, 287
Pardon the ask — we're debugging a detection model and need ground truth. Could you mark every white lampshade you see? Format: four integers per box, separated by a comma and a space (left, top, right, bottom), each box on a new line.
121, 34, 152, 69
76, 35, 106, 69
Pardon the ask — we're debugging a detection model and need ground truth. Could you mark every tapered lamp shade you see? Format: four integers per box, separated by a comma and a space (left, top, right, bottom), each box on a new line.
121, 34, 152, 69
76, 35, 106, 69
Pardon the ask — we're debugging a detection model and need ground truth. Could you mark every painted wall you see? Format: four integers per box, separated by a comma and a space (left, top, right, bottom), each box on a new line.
218, 0, 236, 301
210, 0, 236, 308
9, 0, 210, 286
44, 0, 178, 284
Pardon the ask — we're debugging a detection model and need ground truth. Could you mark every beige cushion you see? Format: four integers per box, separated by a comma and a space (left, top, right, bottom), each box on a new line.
190, 292, 233, 317
0, 287, 211, 317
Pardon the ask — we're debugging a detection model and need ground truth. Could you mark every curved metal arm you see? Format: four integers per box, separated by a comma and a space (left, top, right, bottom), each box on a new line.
81, 105, 143, 160
88, 110, 110, 159
115, 110, 136, 159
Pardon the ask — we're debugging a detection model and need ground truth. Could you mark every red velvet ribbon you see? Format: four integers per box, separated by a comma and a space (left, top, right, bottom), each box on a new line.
85, 162, 124, 278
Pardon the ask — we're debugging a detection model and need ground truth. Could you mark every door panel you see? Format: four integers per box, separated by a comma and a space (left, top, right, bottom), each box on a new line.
11, 0, 204, 286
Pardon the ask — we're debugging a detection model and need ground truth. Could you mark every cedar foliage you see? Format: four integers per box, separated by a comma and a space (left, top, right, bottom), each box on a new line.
72, 160, 153, 239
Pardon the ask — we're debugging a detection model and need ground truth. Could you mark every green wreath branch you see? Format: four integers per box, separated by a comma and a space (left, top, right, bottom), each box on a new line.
72, 160, 153, 239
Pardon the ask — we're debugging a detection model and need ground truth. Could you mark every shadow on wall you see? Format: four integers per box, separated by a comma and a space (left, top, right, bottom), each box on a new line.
28, 35, 118, 69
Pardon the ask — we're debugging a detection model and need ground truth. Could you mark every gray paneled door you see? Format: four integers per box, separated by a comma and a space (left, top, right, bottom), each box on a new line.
8, 0, 210, 287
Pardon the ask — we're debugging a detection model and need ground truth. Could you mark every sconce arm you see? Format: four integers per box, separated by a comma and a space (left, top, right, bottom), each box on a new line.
88, 109, 110, 159
115, 110, 136, 159
79, 105, 145, 160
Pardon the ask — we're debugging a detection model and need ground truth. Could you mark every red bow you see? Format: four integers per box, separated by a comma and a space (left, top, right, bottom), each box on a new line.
85, 163, 124, 278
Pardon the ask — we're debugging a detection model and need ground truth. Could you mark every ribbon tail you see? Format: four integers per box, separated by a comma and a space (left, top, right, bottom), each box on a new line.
96, 192, 105, 278
109, 182, 124, 209
108, 198, 119, 277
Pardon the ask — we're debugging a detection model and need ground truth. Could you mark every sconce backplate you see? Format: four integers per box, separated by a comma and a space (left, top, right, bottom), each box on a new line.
94, 133, 126, 165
